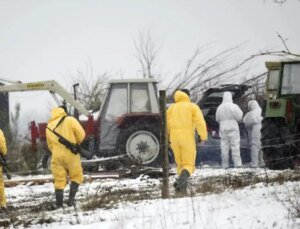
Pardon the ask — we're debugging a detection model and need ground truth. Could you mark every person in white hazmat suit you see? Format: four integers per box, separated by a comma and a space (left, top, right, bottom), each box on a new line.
243, 100, 265, 168
216, 92, 243, 168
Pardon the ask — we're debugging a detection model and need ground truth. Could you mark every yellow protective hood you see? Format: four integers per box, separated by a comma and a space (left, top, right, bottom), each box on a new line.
174, 91, 190, 103
48, 107, 67, 123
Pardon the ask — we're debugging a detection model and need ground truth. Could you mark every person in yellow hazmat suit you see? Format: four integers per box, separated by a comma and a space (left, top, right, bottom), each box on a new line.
46, 107, 85, 208
0, 128, 8, 212
167, 89, 207, 193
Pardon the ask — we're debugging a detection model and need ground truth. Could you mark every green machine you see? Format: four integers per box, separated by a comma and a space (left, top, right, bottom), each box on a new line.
261, 61, 300, 169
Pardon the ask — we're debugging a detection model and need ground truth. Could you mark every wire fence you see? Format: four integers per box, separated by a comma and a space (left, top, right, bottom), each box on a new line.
3, 130, 300, 179
261, 132, 300, 143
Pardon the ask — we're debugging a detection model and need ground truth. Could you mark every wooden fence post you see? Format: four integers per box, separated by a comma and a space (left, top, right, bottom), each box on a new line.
159, 90, 169, 198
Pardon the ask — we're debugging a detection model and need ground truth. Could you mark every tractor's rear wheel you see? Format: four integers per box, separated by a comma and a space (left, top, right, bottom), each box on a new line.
261, 118, 294, 170
117, 124, 161, 166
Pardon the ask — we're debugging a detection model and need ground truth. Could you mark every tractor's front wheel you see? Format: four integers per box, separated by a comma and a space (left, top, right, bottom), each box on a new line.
261, 118, 294, 170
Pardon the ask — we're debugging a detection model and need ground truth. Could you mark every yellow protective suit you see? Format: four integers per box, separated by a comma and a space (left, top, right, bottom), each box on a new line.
46, 107, 85, 190
0, 129, 7, 207
167, 91, 207, 175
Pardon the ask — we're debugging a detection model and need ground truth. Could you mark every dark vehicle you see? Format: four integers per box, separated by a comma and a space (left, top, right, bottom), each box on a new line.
196, 84, 251, 167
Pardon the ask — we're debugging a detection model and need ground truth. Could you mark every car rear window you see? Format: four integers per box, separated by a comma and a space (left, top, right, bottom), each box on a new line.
201, 91, 235, 107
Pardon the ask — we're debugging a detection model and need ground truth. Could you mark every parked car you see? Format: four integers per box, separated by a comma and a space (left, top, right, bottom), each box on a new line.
196, 84, 251, 167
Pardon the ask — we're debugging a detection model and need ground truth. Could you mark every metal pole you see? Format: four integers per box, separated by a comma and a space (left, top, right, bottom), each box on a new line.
73, 83, 80, 119
159, 90, 169, 198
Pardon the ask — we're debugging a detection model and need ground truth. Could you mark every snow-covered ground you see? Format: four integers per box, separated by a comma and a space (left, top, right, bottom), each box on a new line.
1, 168, 300, 229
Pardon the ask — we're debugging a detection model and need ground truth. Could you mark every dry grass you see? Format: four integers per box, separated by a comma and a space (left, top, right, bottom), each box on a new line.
192, 170, 300, 195
273, 182, 300, 219
0, 201, 57, 228
81, 188, 157, 211
82, 170, 300, 212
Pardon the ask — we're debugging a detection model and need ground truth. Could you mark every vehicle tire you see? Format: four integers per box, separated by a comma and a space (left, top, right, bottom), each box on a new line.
103, 161, 120, 171
42, 151, 52, 170
80, 137, 96, 160
261, 118, 294, 170
82, 163, 99, 172
117, 123, 161, 166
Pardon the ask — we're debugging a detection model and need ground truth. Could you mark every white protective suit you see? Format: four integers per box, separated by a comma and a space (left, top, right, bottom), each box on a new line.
243, 100, 265, 167
216, 92, 243, 168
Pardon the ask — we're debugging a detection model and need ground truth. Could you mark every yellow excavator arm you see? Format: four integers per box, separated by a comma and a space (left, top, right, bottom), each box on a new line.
0, 80, 90, 117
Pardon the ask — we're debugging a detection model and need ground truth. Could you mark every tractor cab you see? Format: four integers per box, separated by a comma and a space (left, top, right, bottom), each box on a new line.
264, 61, 300, 125
97, 79, 161, 165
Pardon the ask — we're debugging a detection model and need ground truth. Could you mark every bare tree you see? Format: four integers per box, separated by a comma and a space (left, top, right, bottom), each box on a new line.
272, 0, 287, 3
133, 31, 161, 79
264, 0, 297, 4
166, 43, 261, 101
6, 103, 25, 172
70, 61, 109, 113
166, 32, 300, 102
9, 103, 21, 151
256, 33, 300, 60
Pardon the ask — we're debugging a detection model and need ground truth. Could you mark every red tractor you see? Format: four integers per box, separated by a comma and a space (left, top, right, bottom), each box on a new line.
0, 79, 162, 171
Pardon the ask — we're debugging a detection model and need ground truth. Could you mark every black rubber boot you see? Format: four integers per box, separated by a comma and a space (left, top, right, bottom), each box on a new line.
0, 206, 8, 214
67, 182, 79, 206
55, 189, 64, 209
174, 169, 190, 194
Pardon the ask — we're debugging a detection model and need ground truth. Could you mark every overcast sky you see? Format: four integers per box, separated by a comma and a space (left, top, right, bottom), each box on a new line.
0, 0, 299, 131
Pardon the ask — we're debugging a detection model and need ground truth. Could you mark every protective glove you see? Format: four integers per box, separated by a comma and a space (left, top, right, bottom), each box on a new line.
0, 154, 8, 162
198, 136, 205, 146
199, 141, 205, 146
